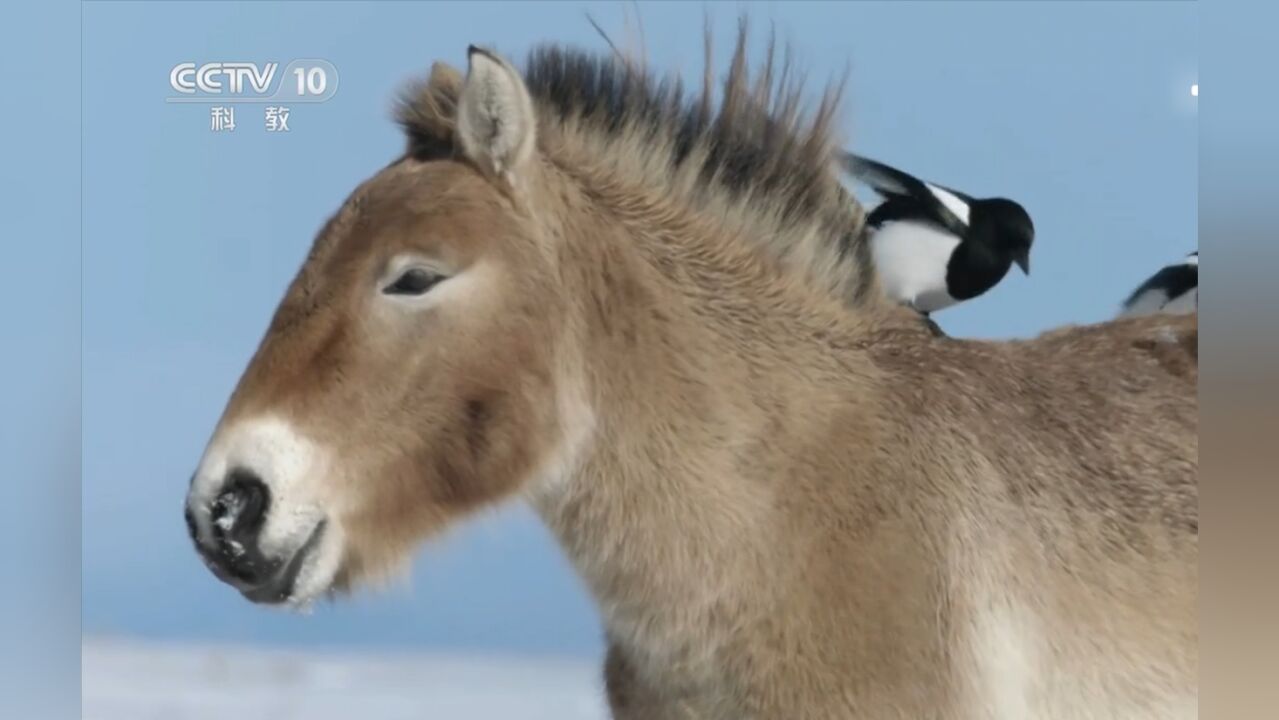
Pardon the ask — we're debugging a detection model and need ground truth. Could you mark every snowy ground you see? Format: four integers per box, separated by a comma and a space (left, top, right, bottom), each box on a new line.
82, 636, 608, 720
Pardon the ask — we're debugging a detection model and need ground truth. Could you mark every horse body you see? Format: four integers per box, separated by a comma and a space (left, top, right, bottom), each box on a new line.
530, 185, 1196, 717
184, 30, 1197, 719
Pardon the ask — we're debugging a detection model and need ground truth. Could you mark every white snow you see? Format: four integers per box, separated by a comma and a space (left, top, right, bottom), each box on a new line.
82, 636, 608, 720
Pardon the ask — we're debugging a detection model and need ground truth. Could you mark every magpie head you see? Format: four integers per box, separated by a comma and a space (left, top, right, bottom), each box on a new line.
981, 198, 1034, 275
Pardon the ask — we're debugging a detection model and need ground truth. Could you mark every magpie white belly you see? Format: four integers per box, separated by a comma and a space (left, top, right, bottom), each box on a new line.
1121, 287, 1197, 318
870, 221, 962, 313
1120, 289, 1169, 318
1162, 288, 1197, 314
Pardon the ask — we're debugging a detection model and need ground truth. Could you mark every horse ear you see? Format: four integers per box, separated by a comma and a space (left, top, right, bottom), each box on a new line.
457, 46, 536, 185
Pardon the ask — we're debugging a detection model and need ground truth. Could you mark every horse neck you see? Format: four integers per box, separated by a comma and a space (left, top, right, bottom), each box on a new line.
527, 178, 884, 638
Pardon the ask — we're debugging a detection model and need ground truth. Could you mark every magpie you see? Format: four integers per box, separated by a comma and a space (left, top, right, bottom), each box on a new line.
840, 153, 1034, 315
1119, 251, 1198, 317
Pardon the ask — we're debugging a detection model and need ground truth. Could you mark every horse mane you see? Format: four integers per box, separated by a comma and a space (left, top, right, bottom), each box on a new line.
396, 22, 878, 306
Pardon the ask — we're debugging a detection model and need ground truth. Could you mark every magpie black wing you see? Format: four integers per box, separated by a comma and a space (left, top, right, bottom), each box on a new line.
865, 195, 949, 231
841, 153, 920, 199
1121, 262, 1198, 312
840, 152, 968, 238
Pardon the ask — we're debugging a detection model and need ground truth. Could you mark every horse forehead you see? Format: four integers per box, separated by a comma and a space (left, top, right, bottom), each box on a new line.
348, 168, 513, 240
312, 171, 465, 248
369, 158, 496, 202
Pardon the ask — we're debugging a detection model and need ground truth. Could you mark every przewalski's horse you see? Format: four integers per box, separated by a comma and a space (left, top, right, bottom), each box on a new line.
185, 34, 1198, 719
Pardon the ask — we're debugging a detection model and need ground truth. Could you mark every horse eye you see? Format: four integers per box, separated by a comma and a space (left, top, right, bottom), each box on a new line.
382, 268, 444, 296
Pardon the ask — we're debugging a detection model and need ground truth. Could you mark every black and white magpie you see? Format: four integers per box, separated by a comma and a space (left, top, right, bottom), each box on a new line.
841, 153, 1034, 315
1119, 251, 1198, 317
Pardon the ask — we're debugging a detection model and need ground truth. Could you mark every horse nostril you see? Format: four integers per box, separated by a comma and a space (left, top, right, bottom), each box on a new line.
196, 469, 281, 589
211, 469, 270, 540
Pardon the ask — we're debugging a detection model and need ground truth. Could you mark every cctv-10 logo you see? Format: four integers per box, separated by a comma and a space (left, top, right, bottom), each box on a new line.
167, 59, 339, 103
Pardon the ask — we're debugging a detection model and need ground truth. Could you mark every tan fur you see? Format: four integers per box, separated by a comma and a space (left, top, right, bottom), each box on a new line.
210, 31, 1197, 719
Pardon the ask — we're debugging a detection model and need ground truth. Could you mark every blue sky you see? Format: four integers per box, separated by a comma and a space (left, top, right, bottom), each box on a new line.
82, 1, 1196, 658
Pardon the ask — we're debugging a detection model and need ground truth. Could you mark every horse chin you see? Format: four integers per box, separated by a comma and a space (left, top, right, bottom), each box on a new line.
269, 519, 346, 610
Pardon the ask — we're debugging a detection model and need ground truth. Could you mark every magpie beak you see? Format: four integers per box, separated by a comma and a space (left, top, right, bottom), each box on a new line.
1013, 250, 1031, 275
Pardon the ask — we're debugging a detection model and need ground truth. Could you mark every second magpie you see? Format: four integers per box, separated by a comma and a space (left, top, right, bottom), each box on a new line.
1119, 251, 1198, 317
